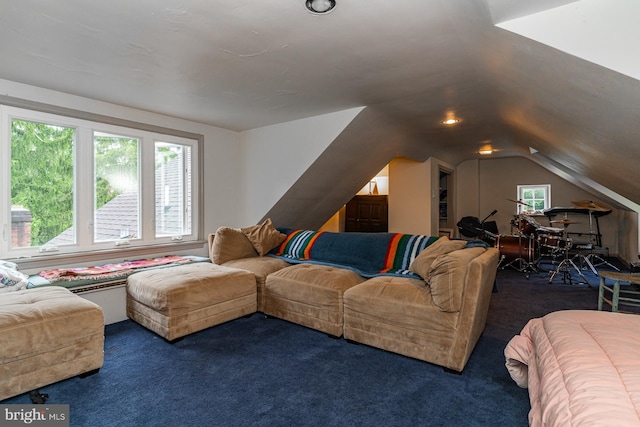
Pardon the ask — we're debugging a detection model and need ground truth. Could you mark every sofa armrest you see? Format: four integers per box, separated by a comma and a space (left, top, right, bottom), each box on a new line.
447, 247, 500, 371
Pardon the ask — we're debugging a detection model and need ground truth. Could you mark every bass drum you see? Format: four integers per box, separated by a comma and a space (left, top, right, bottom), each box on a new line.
495, 235, 539, 263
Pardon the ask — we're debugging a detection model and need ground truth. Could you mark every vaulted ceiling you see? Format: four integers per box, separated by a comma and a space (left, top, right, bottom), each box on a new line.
1, 0, 639, 210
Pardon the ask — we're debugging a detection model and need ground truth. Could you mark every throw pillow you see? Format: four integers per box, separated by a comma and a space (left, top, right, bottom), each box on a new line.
427, 247, 486, 312
209, 227, 257, 265
242, 218, 286, 256
409, 236, 466, 280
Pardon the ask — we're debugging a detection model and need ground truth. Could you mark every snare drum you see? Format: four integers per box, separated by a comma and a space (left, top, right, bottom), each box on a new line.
538, 234, 571, 256
495, 235, 539, 263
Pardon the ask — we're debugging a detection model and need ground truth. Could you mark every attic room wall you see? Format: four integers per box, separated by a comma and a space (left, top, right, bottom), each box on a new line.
618, 210, 639, 264
238, 108, 364, 226
388, 157, 432, 235
455, 159, 480, 223
477, 156, 621, 258
0, 79, 241, 256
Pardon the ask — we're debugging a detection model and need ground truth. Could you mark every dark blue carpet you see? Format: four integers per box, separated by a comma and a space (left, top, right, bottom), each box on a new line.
7, 259, 627, 426
4, 314, 528, 427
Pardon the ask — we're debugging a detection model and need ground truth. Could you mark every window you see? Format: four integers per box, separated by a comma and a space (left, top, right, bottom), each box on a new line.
1, 104, 201, 260
10, 119, 75, 248
155, 141, 192, 239
94, 132, 140, 243
516, 184, 550, 214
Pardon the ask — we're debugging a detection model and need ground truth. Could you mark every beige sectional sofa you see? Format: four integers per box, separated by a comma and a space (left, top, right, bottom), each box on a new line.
209, 220, 500, 373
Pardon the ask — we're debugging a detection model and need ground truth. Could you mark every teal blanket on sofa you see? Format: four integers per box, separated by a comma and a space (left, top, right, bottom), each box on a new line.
269, 228, 440, 278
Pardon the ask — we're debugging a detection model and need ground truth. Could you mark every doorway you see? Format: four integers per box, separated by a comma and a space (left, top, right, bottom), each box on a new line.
344, 195, 388, 232
439, 168, 454, 236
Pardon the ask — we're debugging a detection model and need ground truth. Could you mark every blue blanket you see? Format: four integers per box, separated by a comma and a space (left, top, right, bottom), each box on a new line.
269, 228, 440, 278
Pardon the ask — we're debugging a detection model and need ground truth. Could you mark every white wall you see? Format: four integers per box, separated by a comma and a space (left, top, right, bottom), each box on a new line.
238, 107, 364, 225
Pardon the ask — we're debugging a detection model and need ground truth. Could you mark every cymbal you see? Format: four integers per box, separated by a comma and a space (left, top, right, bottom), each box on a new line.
571, 200, 610, 212
550, 219, 580, 225
506, 198, 532, 207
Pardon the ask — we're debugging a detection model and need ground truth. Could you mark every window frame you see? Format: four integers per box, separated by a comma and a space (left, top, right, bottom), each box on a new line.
516, 184, 551, 214
1, 98, 204, 266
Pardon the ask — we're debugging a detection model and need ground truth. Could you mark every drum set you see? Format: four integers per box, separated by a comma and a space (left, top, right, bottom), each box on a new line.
492, 203, 588, 283
497, 213, 570, 278
457, 207, 550, 278
458, 199, 613, 284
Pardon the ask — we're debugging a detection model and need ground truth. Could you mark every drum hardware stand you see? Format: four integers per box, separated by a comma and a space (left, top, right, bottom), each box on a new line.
536, 241, 565, 273
498, 256, 538, 277
548, 240, 592, 287
586, 249, 620, 272
570, 242, 599, 276
581, 209, 619, 272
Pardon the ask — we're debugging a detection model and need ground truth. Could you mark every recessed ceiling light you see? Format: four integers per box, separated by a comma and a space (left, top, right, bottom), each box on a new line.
478, 148, 493, 155
305, 0, 336, 14
442, 118, 460, 126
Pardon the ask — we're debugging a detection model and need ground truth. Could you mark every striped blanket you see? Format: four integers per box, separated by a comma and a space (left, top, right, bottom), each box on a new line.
269, 228, 440, 278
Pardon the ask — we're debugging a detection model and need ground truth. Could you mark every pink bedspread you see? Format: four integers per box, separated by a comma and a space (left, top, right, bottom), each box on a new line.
505, 310, 640, 427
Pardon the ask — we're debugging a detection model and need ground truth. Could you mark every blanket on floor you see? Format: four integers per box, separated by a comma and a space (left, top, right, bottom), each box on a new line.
269, 228, 439, 278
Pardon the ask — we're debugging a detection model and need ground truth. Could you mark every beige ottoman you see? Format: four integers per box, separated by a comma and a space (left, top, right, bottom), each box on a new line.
0, 287, 105, 401
126, 262, 256, 341
263, 263, 365, 337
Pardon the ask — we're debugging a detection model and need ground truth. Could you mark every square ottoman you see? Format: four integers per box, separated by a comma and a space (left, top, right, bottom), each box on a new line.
126, 262, 256, 341
0, 287, 105, 401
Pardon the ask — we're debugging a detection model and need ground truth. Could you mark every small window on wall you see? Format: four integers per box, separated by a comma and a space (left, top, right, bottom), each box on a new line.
516, 185, 550, 214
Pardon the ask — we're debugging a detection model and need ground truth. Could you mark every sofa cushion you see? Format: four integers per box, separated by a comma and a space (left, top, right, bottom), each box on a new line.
263, 263, 366, 336
210, 227, 257, 264
343, 275, 457, 330
242, 218, 286, 256
409, 236, 466, 279
222, 256, 291, 312
428, 247, 486, 312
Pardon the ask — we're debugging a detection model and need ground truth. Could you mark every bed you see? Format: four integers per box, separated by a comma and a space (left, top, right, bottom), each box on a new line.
504, 310, 640, 427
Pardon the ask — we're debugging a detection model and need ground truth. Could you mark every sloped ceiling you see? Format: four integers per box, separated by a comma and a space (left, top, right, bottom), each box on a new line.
1, 0, 639, 215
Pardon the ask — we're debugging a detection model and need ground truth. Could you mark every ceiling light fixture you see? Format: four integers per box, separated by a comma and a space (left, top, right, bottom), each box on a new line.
478, 141, 493, 155
441, 111, 461, 126
305, 0, 336, 14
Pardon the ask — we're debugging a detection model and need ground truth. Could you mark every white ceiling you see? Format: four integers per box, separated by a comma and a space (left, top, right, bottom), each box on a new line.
1, 0, 639, 206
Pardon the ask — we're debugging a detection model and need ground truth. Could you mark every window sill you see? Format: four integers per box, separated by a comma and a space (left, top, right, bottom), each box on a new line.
9, 240, 208, 274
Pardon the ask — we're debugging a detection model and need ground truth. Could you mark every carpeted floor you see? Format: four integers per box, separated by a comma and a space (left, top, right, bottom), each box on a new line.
2, 257, 629, 426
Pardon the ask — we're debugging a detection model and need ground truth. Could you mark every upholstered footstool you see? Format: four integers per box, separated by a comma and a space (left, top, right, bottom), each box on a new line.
263, 263, 366, 336
0, 287, 105, 401
126, 262, 256, 341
